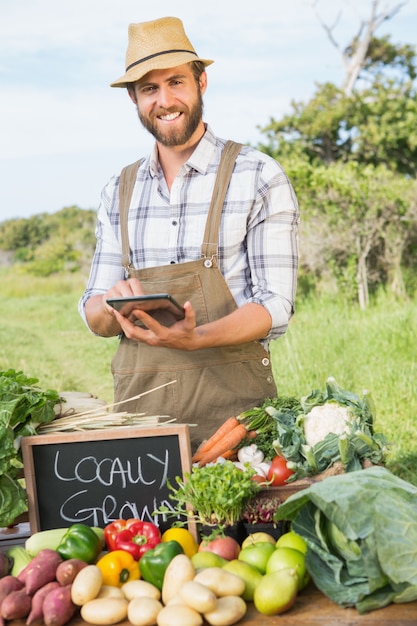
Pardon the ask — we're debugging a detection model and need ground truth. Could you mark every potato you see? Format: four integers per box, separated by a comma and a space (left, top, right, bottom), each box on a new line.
179, 580, 217, 613
156, 604, 203, 626
42, 584, 77, 626
26, 581, 60, 625
193, 568, 245, 597
203, 596, 247, 626
161, 554, 195, 605
165, 593, 185, 606
71, 564, 103, 606
55, 558, 88, 586
1, 588, 32, 620
97, 585, 125, 599
122, 579, 161, 601
80, 597, 129, 625
127, 597, 163, 626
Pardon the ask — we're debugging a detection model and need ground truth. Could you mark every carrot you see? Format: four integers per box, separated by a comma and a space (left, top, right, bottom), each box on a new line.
192, 416, 239, 462
197, 424, 248, 467
221, 449, 238, 461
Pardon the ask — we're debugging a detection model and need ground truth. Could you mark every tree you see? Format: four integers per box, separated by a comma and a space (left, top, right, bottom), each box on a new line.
257, 1, 417, 306
311, 0, 409, 96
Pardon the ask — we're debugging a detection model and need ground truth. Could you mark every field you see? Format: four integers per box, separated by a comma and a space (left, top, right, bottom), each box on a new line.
2, 270, 416, 484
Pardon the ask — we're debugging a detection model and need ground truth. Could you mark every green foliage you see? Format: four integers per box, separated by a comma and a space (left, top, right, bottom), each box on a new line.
0, 206, 97, 277
283, 157, 417, 302
259, 35, 417, 175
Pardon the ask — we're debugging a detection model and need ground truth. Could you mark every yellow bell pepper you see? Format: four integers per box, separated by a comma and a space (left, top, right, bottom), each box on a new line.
161, 527, 198, 558
96, 549, 140, 587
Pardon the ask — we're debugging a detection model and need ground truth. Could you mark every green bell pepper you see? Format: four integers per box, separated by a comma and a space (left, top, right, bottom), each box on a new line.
57, 523, 104, 563
139, 539, 183, 590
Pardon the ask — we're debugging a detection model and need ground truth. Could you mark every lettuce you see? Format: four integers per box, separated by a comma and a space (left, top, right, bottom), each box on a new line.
275, 466, 417, 613
0, 369, 60, 527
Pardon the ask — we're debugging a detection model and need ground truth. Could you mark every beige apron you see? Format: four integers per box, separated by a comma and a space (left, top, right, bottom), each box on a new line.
111, 141, 277, 450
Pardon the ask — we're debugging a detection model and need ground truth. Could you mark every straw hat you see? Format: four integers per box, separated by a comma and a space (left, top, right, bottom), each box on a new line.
111, 16, 214, 88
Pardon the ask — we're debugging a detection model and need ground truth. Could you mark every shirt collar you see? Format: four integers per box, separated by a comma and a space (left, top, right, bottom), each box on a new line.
148, 124, 218, 178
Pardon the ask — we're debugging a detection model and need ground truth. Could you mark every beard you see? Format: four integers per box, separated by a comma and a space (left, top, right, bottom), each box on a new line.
138, 90, 204, 147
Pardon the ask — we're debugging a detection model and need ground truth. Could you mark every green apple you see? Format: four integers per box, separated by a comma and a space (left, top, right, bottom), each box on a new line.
241, 532, 276, 549
276, 530, 307, 554
191, 551, 227, 570
222, 559, 263, 601
238, 541, 276, 574
254, 568, 299, 615
265, 546, 309, 590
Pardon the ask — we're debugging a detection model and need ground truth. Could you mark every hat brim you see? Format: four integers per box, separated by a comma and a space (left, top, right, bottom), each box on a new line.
110, 52, 214, 88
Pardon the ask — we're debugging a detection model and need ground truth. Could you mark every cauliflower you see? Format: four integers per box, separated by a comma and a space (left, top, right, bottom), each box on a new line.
303, 403, 354, 447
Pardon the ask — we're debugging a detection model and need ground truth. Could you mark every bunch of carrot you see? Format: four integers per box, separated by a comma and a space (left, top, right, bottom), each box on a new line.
192, 416, 256, 466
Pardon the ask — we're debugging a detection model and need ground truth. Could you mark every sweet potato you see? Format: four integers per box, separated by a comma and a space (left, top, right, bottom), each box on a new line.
26, 581, 61, 626
43, 584, 76, 626
21, 549, 63, 595
55, 558, 88, 586
1, 588, 32, 620
0, 575, 24, 604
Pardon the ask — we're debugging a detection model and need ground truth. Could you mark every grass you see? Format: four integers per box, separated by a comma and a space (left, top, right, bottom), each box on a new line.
2, 269, 416, 484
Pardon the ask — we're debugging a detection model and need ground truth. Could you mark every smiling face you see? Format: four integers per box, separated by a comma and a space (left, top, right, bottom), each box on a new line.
129, 63, 207, 148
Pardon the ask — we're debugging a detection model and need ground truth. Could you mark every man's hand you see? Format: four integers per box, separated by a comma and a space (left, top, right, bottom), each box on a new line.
113, 300, 199, 350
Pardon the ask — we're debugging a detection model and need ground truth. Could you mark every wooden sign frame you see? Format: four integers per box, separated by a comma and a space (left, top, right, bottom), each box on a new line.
21, 424, 196, 539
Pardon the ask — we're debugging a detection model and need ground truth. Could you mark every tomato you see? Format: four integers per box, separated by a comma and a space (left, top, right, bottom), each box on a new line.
267, 455, 295, 486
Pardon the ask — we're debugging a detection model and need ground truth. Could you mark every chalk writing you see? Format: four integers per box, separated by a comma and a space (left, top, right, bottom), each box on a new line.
21, 428, 190, 532
53, 449, 169, 489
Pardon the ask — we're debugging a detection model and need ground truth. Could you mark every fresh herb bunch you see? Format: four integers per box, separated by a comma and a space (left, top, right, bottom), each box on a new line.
158, 461, 261, 534
238, 395, 303, 460
0, 369, 60, 526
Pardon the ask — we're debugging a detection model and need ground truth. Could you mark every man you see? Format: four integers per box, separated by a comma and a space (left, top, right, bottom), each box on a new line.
79, 17, 299, 451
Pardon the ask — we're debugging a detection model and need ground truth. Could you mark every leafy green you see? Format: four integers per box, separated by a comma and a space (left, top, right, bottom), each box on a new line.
237, 395, 303, 460
0, 369, 60, 527
274, 466, 417, 613
156, 460, 260, 537
269, 378, 388, 480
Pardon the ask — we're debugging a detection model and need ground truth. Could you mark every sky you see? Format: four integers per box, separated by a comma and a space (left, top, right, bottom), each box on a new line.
1, 0, 416, 221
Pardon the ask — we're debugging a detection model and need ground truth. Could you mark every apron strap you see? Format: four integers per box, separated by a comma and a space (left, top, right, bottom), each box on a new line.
118, 140, 242, 272
119, 159, 143, 274
201, 140, 243, 260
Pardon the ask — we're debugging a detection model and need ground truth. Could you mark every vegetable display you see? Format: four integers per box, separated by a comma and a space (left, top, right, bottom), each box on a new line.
0, 369, 60, 527
274, 465, 417, 613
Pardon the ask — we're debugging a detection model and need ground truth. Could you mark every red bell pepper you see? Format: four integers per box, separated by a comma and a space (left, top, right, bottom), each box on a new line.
104, 519, 161, 561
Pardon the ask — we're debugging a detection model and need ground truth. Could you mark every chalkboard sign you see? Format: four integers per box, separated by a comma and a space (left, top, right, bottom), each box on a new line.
21, 424, 193, 536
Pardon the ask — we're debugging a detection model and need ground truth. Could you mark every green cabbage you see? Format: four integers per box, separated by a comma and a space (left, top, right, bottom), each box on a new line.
275, 466, 417, 613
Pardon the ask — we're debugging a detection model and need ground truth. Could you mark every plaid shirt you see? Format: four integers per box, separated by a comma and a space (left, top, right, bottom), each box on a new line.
79, 126, 299, 344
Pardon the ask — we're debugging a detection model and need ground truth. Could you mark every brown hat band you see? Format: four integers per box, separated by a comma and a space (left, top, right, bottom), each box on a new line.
126, 49, 198, 72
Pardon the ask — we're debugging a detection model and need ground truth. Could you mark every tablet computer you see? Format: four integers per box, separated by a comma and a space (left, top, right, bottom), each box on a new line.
106, 293, 185, 327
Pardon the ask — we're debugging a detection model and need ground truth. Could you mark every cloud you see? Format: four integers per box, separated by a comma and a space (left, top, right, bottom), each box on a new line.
1, 0, 416, 219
